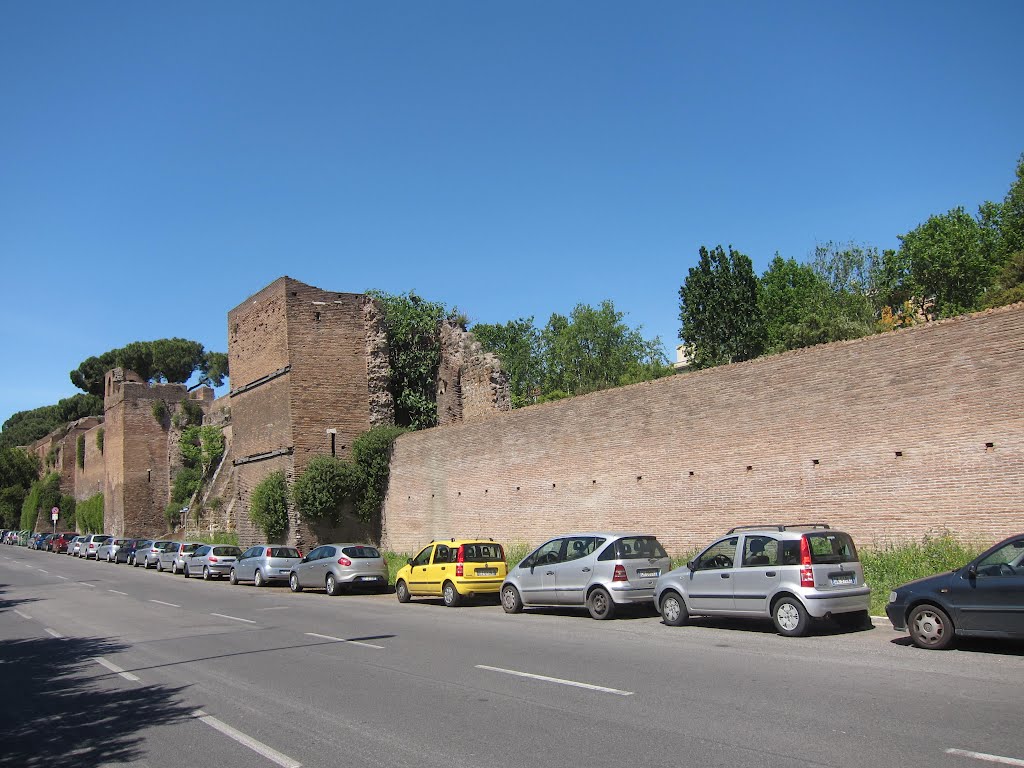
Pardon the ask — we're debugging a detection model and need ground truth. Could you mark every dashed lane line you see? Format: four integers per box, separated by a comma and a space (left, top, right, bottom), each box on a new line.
150, 600, 181, 608
108, 589, 129, 595
13, 609, 32, 620
475, 664, 634, 696
210, 613, 256, 624
94, 657, 141, 683
44, 628, 63, 638
304, 632, 384, 650
193, 710, 301, 768
946, 749, 1024, 766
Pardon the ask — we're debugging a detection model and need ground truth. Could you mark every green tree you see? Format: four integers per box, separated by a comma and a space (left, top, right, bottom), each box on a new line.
368, 291, 449, 429
179, 425, 225, 477
20, 472, 61, 531
197, 351, 229, 388
0, 447, 39, 528
76, 493, 104, 533
679, 245, 765, 369
151, 338, 206, 383
998, 153, 1024, 260
351, 425, 408, 526
540, 301, 669, 396
293, 456, 365, 522
0, 394, 104, 450
70, 339, 227, 396
249, 471, 289, 541
758, 256, 830, 353
471, 318, 543, 408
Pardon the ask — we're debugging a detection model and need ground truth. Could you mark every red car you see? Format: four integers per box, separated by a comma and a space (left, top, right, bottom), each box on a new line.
50, 532, 77, 554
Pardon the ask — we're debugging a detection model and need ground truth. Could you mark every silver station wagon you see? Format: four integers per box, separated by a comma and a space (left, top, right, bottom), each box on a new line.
654, 524, 871, 637
501, 533, 671, 620
230, 545, 303, 587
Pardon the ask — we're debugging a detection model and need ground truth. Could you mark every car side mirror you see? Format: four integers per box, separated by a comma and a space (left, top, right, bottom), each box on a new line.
686, 561, 695, 571
966, 563, 978, 578
406, 558, 413, 566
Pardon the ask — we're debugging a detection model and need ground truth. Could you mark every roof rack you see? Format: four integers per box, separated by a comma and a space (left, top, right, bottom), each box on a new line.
726, 523, 831, 534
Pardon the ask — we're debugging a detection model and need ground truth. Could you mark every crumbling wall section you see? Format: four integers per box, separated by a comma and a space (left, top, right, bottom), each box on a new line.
436, 321, 511, 426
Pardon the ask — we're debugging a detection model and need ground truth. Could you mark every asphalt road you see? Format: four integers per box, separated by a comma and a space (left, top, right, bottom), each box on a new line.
2, 545, 1022, 768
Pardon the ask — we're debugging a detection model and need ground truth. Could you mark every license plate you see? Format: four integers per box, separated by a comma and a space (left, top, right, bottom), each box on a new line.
360, 575, 382, 581
475, 568, 498, 576
637, 569, 660, 579
830, 576, 855, 586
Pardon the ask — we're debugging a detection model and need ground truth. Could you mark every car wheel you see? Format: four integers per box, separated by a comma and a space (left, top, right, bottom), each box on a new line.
254, 570, 265, 588
289, 573, 302, 593
131, 555, 137, 567
171, 562, 178, 574
908, 604, 954, 650
835, 610, 871, 631
203, 566, 211, 581
587, 586, 617, 620
660, 591, 689, 627
143, 558, 151, 569
395, 579, 410, 603
183, 565, 190, 578
442, 581, 461, 607
501, 584, 523, 614
157, 560, 164, 572
772, 596, 810, 637
326, 574, 340, 596
229, 569, 238, 585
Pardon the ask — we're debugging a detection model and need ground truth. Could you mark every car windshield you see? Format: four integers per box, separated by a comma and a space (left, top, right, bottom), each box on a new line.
267, 547, 300, 558
341, 546, 380, 559
804, 532, 858, 564
460, 543, 504, 562
212, 546, 242, 557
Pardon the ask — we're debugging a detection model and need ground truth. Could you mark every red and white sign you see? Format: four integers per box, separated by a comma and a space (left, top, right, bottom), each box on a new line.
51, 507, 59, 522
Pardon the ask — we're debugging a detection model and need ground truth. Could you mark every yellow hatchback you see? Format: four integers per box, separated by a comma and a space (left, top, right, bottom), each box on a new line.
395, 539, 507, 606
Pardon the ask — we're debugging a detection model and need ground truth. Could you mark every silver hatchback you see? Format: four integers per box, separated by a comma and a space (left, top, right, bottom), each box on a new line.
289, 544, 388, 595
501, 533, 671, 620
96, 537, 128, 562
183, 545, 243, 580
654, 524, 871, 637
230, 545, 303, 587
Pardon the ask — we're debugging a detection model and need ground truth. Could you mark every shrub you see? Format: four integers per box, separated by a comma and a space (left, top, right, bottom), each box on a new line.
293, 456, 364, 522
249, 470, 289, 541
152, 400, 167, 425
180, 425, 225, 475
96, 428, 104, 454
59, 494, 76, 530
351, 425, 408, 525
77, 493, 104, 533
76, 434, 86, 469
180, 397, 204, 427
171, 466, 201, 504
20, 472, 61, 531
164, 502, 183, 529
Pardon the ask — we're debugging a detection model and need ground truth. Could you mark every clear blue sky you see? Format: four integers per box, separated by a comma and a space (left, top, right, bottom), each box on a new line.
2, 1, 1022, 427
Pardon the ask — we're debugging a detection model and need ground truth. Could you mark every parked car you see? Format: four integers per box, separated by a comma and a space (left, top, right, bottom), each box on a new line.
96, 537, 128, 562
395, 539, 507, 606
79, 534, 112, 560
116, 538, 145, 564
184, 545, 243, 580
160, 542, 202, 574
654, 524, 871, 637
50, 532, 77, 554
135, 540, 174, 568
68, 536, 86, 556
886, 532, 1024, 649
502, 533, 671, 620
230, 545, 303, 587
28, 533, 46, 550
39, 533, 57, 552
289, 544, 388, 595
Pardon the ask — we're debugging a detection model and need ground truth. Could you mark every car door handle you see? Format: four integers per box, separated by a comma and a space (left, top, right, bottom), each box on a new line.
545, 571, 555, 576
581, 567, 591, 572
440, 567, 445, 571
720, 573, 730, 579
765, 572, 776, 577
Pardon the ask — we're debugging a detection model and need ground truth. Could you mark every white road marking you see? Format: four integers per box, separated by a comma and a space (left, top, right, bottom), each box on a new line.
305, 632, 384, 650
108, 589, 128, 596
475, 664, 634, 696
37, 569, 49, 574
210, 612, 256, 624
192, 710, 301, 768
13, 609, 32, 620
257, 606, 290, 611
79, 582, 95, 588
150, 600, 180, 608
56, 575, 68, 580
946, 749, 1024, 766
94, 656, 141, 683
44, 628, 63, 638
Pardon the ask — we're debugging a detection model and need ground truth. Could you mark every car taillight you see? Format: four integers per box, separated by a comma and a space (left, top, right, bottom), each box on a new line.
799, 536, 814, 587
296, 549, 302, 557
209, 556, 218, 562
266, 548, 273, 557
613, 564, 628, 582
456, 545, 465, 576
337, 557, 351, 566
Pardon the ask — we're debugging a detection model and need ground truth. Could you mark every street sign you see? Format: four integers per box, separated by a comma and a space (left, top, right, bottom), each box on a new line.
51, 507, 59, 522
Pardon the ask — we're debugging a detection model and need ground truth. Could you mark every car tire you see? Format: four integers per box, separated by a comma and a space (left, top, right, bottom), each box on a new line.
660, 591, 689, 627
289, 573, 302, 593
131, 555, 138, 567
587, 586, 617, 620
835, 610, 871, 631
908, 604, 954, 650
157, 560, 164, 572
171, 562, 179, 574
203, 566, 211, 581
442, 581, 461, 607
254, 570, 265, 588
395, 579, 410, 603
326, 574, 340, 596
501, 584, 524, 614
229, 569, 238, 585
772, 596, 810, 637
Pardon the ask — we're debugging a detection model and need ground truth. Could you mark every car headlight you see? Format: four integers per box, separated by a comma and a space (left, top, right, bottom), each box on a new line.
888, 591, 898, 604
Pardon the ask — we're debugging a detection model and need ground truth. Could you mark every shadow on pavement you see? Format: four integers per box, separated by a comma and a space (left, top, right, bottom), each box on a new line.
0, 634, 192, 768
0, 584, 41, 613
889, 634, 1024, 657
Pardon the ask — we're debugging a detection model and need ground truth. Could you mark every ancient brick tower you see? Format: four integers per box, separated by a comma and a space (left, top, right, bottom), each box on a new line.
227, 277, 394, 549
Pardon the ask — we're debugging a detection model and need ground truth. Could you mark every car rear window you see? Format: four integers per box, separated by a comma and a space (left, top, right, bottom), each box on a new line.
460, 543, 504, 562
803, 532, 858, 564
212, 546, 242, 557
599, 536, 669, 560
266, 547, 300, 559
341, 546, 380, 559
181, 544, 200, 554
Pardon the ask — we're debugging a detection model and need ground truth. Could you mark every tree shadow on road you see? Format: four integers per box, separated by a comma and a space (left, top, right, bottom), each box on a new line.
0, 634, 192, 767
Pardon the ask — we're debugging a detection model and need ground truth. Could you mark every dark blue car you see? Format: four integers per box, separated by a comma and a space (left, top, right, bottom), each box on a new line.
886, 533, 1024, 649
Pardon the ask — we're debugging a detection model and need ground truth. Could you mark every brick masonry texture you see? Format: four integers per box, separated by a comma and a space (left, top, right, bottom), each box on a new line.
381, 303, 1024, 556
437, 321, 511, 426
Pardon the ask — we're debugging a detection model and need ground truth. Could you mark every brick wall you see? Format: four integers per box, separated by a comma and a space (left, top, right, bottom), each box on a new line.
76, 423, 106, 501
382, 304, 1024, 556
